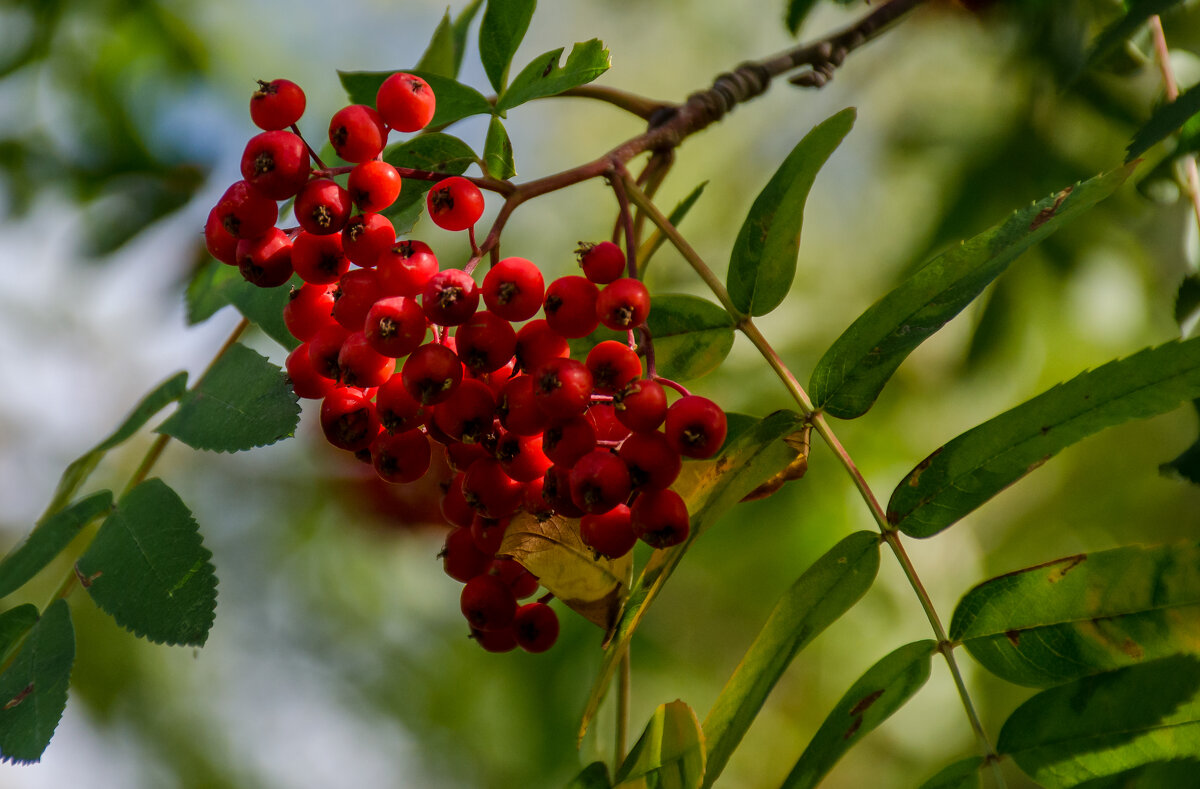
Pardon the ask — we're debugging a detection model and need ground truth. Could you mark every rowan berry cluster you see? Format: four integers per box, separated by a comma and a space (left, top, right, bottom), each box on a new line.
204, 76, 728, 654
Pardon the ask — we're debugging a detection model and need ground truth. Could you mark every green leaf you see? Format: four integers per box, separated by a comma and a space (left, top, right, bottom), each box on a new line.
811, 165, 1133, 420
499, 514, 632, 630
0, 606, 39, 666
701, 531, 881, 787
0, 491, 113, 599
640, 182, 708, 274
727, 108, 855, 318
384, 133, 478, 234
339, 70, 492, 130
1072, 759, 1200, 789
479, 0, 536, 94
950, 542, 1200, 687
781, 640, 935, 789
785, 0, 820, 36
483, 115, 516, 179
916, 757, 983, 789
1086, 0, 1181, 73
579, 411, 809, 743
566, 762, 612, 789
0, 600, 74, 763
416, 3, 483, 79
158, 342, 300, 453
1161, 401, 1200, 484
889, 336, 1200, 537
77, 479, 217, 646
46, 371, 186, 514
614, 700, 706, 789
997, 655, 1200, 788
496, 39, 612, 113
1128, 80, 1200, 162
449, 0, 485, 77
185, 260, 296, 349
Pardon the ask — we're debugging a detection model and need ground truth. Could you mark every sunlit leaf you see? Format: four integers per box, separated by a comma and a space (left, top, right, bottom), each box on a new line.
727, 107, 854, 318
0, 600, 74, 763
811, 166, 1133, 420
77, 479, 217, 646
614, 700, 706, 789
479, 0, 536, 94
997, 655, 1200, 788
889, 336, 1200, 537
496, 39, 611, 113
484, 116, 516, 179
916, 757, 983, 789
781, 640, 934, 789
701, 531, 881, 788
0, 491, 113, 599
950, 542, 1200, 687
158, 343, 299, 453
499, 514, 631, 630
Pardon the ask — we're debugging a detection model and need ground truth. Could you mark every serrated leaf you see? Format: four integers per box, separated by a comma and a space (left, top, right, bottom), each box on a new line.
781, 640, 934, 789
483, 115, 516, 179
701, 531, 881, 788
78, 479, 216, 646
567, 762, 612, 789
950, 542, 1200, 687
639, 182, 708, 274
1085, 0, 1181, 73
339, 70, 492, 130
496, 39, 611, 113
786, 0, 820, 36
479, 0, 536, 94
579, 411, 808, 743
889, 336, 1200, 537
0, 491, 113, 599
158, 343, 299, 453
185, 260, 296, 349
997, 655, 1200, 788
1128, 80, 1200, 162
811, 166, 1133, 420
0, 600, 74, 763
0, 606, 39, 666
499, 514, 631, 630
614, 700, 705, 789
384, 133, 478, 234
727, 108, 855, 318
916, 757, 983, 789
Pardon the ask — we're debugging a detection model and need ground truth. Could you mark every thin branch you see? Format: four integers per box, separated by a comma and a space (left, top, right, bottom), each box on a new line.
557, 85, 673, 120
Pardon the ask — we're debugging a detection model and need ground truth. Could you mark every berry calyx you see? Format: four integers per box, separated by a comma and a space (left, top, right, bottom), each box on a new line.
240, 130, 311, 200
597, 277, 651, 330
422, 269, 480, 327
577, 240, 626, 284
294, 178, 352, 235
250, 78, 306, 130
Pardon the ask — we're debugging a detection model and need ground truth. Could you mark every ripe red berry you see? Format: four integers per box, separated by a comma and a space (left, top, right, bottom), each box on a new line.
491, 557, 539, 599
331, 268, 382, 331
514, 319, 569, 374
235, 227, 293, 288
597, 277, 651, 330
433, 379, 497, 444
513, 602, 559, 653
470, 625, 518, 653
328, 104, 387, 163
375, 372, 429, 433
402, 342, 464, 404
283, 282, 336, 341
285, 343, 336, 400
497, 374, 549, 437
342, 212, 395, 268
577, 240, 626, 284
294, 178, 352, 235
446, 441, 489, 474
427, 176, 484, 231
376, 72, 436, 132
541, 465, 584, 518
541, 415, 596, 468
461, 458, 524, 519
588, 403, 631, 444
240, 130, 311, 200
665, 395, 727, 459
441, 474, 476, 528
619, 430, 682, 490
376, 239, 438, 298
482, 257, 545, 322
307, 323, 351, 380
569, 449, 632, 514
363, 296, 427, 358
369, 429, 431, 484
581, 504, 637, 559
347, 160, 402, 213
204, 207, 239, 265
630, 488, 690, 548
495, 432, 553, 483
442, 526, 491, 582
250, 78, 306, 130
455, 312, 517, 375
470, 515, 510, 555
587, 341, 642, 395
532, 358, 594, 421
337, 331, 395, 388
215, 180, 278, 240
291, 231, 349, 285
543, 276, 600, 339
320, 387, 382, 452
422, 269, 480, 327
614, 378, 668, 432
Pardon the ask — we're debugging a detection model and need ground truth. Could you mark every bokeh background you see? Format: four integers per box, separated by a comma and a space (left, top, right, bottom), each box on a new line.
1, 0, 1199, 786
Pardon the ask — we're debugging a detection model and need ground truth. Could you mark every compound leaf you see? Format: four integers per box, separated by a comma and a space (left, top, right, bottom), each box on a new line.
496, 39, 611, 113
0, 600, 74, 763
727, 107, 854, 318
781, 640, 935, 789
702, 531, 881, 788
483, 115, 516, 179
997, 655, 1200, 788
158, 342, 299, 453
889, 336, 1200, 537
811, 166, 1133, 420
0, 491, 113, 599
479, 0, 536, 94
77, 479, 217, 646
614, 700, 706, 789
951, 542, 1200, 687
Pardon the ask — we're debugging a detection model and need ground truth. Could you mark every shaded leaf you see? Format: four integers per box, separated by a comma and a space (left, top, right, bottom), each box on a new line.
614, 700, 705, 789
811, 166, 1133, 420
158, 342, 300, 453
483, 116, 516, 180
0, 606, 39, 666
499, 514, 631, 630
185, 260, 296, 349
916, 757, 983, 789
1085, 0, 1181, 73
782, 640, 935, 789
579, 411, 808, 743
0, 600, 74, 763
78, 479, 217, 646
951, 542, 1200, 687
889, 336, 1200, 537
1128, 79, 1200, 162
566, 762, 612, 789
0, 491, 113, 599
997, 655, 1200, 788
496, 39, 612, 113
1161, 400, 1200, 484
479, 0, 536, 94
701, 531, 881, 788
727, 108, 855, 318
339, 70, 492, 130
786, 0, 820, 36
384, 133, 478, 234
1072, 759, 1200, 788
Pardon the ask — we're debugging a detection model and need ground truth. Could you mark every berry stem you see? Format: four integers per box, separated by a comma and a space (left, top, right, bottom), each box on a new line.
639, 327, 658, 379
556, 85, 674, 120
653, 377, 690, 398
608, 168, 639, 279
290, 123, 327, 170
616, 647, 631, 771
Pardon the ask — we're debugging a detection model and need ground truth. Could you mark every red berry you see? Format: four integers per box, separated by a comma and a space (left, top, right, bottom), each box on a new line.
514, 319, 569, 374
370, 429, 431, 483
470, 625, 518, 653
215, 180, 278, 240
337, 331, 395, 388
455, 312, 517, 375
577, 240, 626, 284
665, 395, 727, 459
433, 379, 497, 444
307, 323, 351, 380
375, 372, 429, 433
523, 477, 554, 519
331, 268, 382, 331
490, 557, 539, 599
283, 282, 336, 341
328, 104, 387, 163
470, 515, 509, 555
587, 341, 643, 395
441, 474, 476, 528
342, 212, 396, 268
495, 432, 553, 483
581, 504, 637, 558
204, 207, 239, 265
376, 72, 436, 132
364, 296, 427, 357
377, 239, 439, 298
597, 277, 651, 330
588, 403, 630, 444
541, 465, 584, 518
513, 602, 559, 653
532, 358, 594, 421
482, 257, 545, 322
497, 374, 549, 437
320, 387, 382, 452
291, 231, 349, 285
402, 342, 464, 404
569, 449, 631, 514
630, 488, 690, 548
614, 378, 668, 432
541, 415, 596, 468
294, 178, 352, 236
240, 130, 311, 200
250, 78, 306, 130
442, 526, 490, 581
461, 458, 524, 518
235, 227, 293, 288
348, 160, 402, 212
446, 441, 490, 474
543, 276, 600, 339
285, 343, 336, 400
619, 431, 682, 490
427, 176, 484, 231
422, 269, 480, 327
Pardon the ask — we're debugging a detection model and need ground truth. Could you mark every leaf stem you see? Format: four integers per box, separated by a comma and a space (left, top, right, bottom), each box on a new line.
616, 647, 631, 771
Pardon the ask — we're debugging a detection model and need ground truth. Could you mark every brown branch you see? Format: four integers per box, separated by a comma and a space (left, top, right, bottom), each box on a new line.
556, 85, 673, 120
